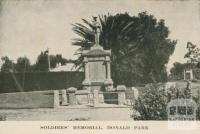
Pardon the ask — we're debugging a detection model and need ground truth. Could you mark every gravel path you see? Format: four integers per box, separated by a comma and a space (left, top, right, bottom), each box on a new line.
0, 107, 133, 121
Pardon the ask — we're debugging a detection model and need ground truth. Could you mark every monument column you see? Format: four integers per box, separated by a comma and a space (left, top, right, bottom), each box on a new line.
84, 57, 89, 81
106, 56, 112, 80
82, 57, 90, 86
93, 89, 99, 107
104, 56, 113, 91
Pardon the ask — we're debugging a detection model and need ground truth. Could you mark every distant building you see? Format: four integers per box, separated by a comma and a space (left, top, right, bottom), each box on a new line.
50, 62, 83, 72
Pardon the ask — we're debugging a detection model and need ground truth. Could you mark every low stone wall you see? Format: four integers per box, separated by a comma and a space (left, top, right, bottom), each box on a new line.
55, 86, 129, 107
0, 90, 54, 109
0, 86, 135, 109
58, 85, 128, 107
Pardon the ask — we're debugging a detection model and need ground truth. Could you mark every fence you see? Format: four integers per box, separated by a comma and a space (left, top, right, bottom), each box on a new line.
0, 71, 84, 93
102, 92, 119, 104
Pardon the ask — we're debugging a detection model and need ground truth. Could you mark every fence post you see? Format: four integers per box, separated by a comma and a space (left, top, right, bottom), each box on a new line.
61, 89, 68, 105
117, 85, 126, 105
67, 87, 77, 105
93, 89, 99, 107
99, 92, 104, 103
54, 90, 60, 108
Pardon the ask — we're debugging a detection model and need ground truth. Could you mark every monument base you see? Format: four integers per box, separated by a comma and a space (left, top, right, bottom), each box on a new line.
82, 79, 91, 91
104, 79, 114, 92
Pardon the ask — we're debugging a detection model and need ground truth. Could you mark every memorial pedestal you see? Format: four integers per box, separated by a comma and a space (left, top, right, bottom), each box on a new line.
61, 89, 68, 106
116, 85, 126, 105
67, 87, 77, 105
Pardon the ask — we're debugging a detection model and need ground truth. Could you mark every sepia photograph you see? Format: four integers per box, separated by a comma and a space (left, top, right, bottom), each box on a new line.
0, 0, 200, 132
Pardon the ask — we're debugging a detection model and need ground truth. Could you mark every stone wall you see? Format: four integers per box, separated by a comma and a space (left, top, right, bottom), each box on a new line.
0, 87, 136, 109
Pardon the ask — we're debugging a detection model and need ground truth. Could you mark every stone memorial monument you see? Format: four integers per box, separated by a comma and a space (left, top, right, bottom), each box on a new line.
81, 17, 113, 106
184, 69, 194, 80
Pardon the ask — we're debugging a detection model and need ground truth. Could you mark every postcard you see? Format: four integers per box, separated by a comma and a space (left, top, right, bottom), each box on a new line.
0, 0, 200, 133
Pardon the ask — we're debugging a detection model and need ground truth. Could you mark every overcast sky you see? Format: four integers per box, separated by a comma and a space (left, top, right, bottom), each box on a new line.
0, 0, 200, 71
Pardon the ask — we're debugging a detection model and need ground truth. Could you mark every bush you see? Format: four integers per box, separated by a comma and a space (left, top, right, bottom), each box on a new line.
132, 84, 168, 120
193, 94, 200, 120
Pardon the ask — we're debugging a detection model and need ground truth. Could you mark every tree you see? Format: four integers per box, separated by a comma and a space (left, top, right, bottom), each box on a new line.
183, 42, 200, 80
184, 42, 200, 68
170, 62, 187, 80
33, 51, 49, 71
72, 12, 176, 85
15, 57, 31, 72
0, 56, 15, 72
33, 51, 67, 71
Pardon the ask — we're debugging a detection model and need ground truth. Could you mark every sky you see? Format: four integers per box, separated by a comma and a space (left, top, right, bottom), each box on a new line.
0, 0, 200, 71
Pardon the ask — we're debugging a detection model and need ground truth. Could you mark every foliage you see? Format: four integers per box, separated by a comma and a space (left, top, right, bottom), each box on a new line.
1, 52, 73, 72
1, 56, 31, 73
170, 62, 187, 80
33, 51, 50, 71
132, 81, 198, 120
72, 12, 176, 85
184, 42, 200, 68
192, 93, 200, 120
32, 51, 68, 71
183, 42, 200, 80
15, 57, 31, 72
132, 84, 168, 120
0, 56, 15, 72
196, 102, 200, 120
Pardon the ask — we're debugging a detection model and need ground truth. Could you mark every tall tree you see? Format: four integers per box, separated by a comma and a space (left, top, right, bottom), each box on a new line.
33, 51, 49, 71
33, 51, 67, 71
15, 57, 31, 72
170, 62, 186, 80
72, 12, 176, 85
0, 56, 15, 72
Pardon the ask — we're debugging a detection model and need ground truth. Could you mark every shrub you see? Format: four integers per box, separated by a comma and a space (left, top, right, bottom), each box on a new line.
132, 84, 168, 120
193, 93, 200, 120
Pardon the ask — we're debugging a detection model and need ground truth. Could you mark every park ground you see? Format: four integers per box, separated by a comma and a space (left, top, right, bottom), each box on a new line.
0, 80, 200, 121
0, 107, 132, 121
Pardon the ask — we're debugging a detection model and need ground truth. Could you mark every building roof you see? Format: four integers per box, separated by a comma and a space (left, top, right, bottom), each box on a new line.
50, 63, 83, 72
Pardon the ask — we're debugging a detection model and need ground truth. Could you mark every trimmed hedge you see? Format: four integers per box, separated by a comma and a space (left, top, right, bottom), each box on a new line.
0, 72, 84, 93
